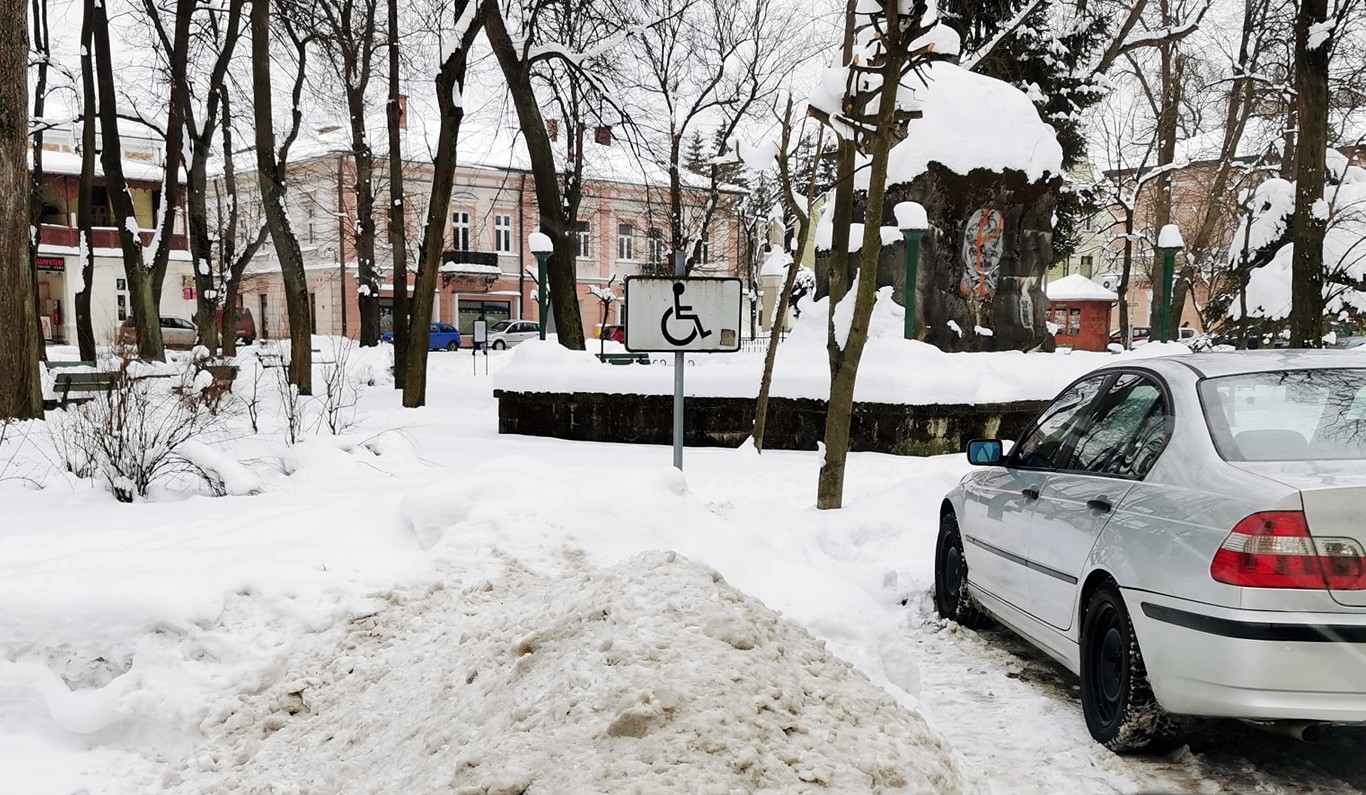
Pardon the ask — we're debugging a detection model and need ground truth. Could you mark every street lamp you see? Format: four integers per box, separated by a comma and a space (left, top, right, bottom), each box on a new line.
528, 231, 553, 341
1156, 223, 1184, 343
894, 201, 929, 341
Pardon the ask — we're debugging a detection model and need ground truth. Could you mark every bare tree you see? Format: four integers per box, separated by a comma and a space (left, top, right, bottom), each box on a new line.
27, 0, 51, 363
309, 0, 384, 346
753, 97, 823, 452
90, 0, 166, 360
482, 0, 634, 351
214, 89, 272, 357
814, 0, 936, 509
251, 0, 313, 392
400, 0, 482, 407
627, 0, 801, 271
74, 2, 99, 360
140, 0, 251, 354
385, 0, 410, 385
0, 0, 42, 419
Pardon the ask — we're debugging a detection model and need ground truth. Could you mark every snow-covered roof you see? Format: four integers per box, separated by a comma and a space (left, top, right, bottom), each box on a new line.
1046, 274, 1117, 303
32, 148, 170, 184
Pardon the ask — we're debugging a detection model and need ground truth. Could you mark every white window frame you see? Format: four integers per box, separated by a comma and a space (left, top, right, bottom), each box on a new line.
575, 221, 591, 258
618, 223, 634, 261
648, 228, 665, 265
452, 211, 471, 251
494, 214, 513, 253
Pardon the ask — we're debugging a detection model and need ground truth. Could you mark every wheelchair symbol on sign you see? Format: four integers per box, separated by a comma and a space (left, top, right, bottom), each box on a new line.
661, 282, 713, 346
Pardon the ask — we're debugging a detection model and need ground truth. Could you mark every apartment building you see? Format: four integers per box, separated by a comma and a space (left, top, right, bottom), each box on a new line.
232, 150, 745, 344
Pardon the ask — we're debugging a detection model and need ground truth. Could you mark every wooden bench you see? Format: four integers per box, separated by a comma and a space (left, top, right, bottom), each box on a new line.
595, 352, 652, 365
49, 371, 119, 408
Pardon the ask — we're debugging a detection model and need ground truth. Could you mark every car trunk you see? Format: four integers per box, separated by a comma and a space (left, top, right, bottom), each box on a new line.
1232, 461, 1366, 608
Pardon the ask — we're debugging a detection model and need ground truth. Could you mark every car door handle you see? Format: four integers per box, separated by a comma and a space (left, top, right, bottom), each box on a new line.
1086, 498, 1113, 513
1022, 487, 1041, 501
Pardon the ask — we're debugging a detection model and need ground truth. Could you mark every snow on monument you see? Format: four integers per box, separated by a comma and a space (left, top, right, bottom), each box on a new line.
812, 24, 1065, 352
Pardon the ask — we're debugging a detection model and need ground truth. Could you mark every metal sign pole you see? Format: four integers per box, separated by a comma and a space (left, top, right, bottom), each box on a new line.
673, 250, 685, 470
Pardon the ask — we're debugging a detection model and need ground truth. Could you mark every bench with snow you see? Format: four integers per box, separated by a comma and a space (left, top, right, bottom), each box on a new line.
595, 352, 652, 365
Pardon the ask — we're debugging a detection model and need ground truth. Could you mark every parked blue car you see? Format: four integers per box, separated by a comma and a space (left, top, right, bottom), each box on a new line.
380, 322, 462, 350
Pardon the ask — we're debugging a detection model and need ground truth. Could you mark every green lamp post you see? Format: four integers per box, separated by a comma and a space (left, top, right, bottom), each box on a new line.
895, 201, 930, 340
528, 231, 553, 341
1156, 224, 1184, 343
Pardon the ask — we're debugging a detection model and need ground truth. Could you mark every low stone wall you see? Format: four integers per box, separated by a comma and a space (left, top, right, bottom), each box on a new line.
494, 391, 1049, 455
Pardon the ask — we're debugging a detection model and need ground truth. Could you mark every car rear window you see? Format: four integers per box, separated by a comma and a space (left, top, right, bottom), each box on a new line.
1200, 368, 1366, 461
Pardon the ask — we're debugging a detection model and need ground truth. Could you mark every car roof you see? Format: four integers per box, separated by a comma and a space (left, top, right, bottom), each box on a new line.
1097, 350, 1366, 380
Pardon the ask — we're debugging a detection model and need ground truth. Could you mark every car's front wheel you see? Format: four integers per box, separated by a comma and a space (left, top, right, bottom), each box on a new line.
446, 341, 459, 351
1080, 584, 1184, 753
492, 340, 506, 350
933, 511, 990, 629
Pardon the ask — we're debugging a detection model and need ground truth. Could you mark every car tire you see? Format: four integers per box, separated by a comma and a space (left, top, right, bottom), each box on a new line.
446, 341, 459, 352
1080, 584, 1184, 753
492, 340, 506, 350
933, 511, 990, 629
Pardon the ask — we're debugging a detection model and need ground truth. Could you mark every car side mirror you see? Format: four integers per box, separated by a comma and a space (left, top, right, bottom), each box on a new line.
966, 439, 1004, 466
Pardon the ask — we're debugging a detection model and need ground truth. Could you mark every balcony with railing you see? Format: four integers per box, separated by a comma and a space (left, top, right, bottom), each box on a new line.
38, 223, 188, 252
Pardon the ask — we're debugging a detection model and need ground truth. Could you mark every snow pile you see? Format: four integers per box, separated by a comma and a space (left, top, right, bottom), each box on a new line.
162, 553, 971, 794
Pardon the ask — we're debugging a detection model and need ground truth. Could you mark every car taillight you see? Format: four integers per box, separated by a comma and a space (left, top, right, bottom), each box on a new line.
1211, 511, 1366, 590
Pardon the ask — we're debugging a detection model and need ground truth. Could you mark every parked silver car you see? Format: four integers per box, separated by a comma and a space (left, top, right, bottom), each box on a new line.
486, 319, 540, 349
937, 351, 1366, 753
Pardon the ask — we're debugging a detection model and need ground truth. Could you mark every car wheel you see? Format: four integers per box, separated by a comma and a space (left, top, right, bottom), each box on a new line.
446, 341, 459, 351
492, 340, 506, 350
1080, 584, 1184, 753
933, 511, 990, 629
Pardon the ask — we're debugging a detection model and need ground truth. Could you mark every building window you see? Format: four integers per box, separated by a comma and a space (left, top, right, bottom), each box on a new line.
1080, 254, 1094, 277
494, 214, 512, 253
648, 227, 665, 264
452, 211, 471, 251
618, 223, 634, 260
698, 238, 711, 265
574, 221, 591, 258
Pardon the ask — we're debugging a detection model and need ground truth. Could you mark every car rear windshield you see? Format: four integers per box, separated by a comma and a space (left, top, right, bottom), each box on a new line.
1200, 368, 1366, 461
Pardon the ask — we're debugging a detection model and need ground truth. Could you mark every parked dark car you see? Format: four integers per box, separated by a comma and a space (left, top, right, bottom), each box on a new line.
381, 322, 462, 350
215, 306, 256, 345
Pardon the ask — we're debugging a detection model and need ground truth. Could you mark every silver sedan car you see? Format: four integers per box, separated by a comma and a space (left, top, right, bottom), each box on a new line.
937, 351, 1366, 753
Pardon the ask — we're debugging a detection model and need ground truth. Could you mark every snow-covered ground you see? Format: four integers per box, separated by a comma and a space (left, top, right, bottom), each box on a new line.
2, 341, 1363, 794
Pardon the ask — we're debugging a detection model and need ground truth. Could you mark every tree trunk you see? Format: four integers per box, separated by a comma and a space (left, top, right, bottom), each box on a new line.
386, 0, 408, 385
251, 0, 312, 392
28, 0, 49, 363
348, 84, 381, 346
91, 0, 164, 360
1147, 5, 1182, 333
817, 2, 909, 510
74, 1, 97, 360
0, 0, 42, 419
401, 1, 479, 407
754, 103, 822, 452
1117, 214, 1133, 347
146, 0, 192, 310
1289, 0, 1329, 348
483, 0, 584, 350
